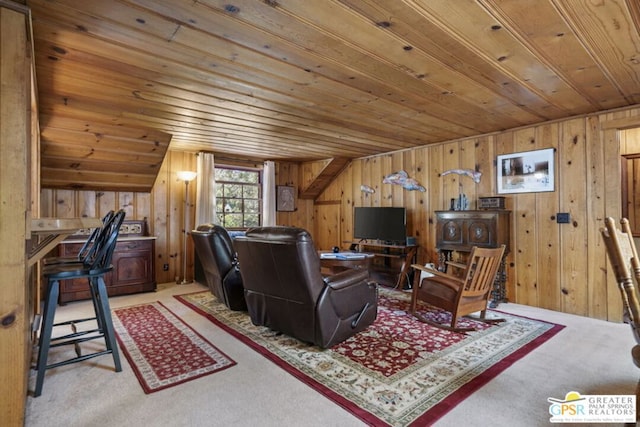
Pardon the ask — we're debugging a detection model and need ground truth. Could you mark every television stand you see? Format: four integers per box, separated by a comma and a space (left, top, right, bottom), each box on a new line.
346, 240, 418, 289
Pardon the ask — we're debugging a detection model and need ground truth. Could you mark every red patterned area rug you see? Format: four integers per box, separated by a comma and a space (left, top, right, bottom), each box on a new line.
112, 302, 236, 393
175, 288, 563, 426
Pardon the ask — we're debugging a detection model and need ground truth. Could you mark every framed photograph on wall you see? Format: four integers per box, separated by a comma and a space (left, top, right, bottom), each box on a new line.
276, 185, 296, 211
497, 148, 555, 194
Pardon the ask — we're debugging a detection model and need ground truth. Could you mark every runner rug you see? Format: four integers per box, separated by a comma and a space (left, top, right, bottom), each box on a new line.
112, 301, 236, 393
175, 288, 564, 426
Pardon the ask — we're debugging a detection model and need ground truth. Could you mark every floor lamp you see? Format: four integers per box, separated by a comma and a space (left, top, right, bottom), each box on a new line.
177, 170, 197, 284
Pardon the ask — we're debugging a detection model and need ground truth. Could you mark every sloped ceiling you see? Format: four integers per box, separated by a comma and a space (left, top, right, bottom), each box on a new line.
27, 0, 640, 191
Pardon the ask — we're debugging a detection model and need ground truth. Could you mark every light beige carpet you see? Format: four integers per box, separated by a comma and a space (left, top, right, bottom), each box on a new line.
25, 282, 638, 427
177, 287, 563, 426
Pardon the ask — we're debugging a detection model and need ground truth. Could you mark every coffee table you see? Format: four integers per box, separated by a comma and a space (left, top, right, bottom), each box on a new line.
319, 252, 375, 274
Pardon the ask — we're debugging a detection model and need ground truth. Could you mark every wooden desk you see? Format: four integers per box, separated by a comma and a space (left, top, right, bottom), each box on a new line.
28, 217, 102, 266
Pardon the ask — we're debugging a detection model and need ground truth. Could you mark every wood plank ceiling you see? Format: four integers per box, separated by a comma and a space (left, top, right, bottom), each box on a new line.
27, 0, 640, 191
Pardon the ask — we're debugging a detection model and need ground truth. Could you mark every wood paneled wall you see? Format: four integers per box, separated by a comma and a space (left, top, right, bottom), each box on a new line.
315, 106, 640, 322
41, 150, 196, 284
40, 105, 640, 322
40, 152, 310, 284
274, 161, 314, 232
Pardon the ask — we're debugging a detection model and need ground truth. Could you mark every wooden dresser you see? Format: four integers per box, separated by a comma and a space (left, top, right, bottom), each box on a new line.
56, 220, 157, 303
434, 210, 511, 306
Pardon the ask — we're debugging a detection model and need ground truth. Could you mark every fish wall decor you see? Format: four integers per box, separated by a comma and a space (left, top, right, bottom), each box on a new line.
360, 184, 375, 194
382, 170, 426, 192
441, 168, 482, 183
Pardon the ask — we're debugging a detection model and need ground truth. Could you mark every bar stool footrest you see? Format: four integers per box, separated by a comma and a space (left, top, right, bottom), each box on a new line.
43, 350, 116, 371
49, 328, 106, 349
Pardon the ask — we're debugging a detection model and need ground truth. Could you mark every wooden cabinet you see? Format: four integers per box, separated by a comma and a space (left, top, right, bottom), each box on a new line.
435, 210, 511, 253
347, 241, 418, 289
435, 210, 511, 306
57, 237, 156, 303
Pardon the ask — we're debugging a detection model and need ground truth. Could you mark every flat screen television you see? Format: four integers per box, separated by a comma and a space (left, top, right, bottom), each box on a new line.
353, 207, 406, 244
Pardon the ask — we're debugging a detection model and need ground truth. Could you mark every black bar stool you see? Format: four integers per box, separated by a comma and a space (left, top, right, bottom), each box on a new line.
34, 210, 126, 397
43, 210, 115, 266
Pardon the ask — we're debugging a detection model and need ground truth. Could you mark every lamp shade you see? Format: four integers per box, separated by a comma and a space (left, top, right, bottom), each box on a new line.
177, 171, 197, 181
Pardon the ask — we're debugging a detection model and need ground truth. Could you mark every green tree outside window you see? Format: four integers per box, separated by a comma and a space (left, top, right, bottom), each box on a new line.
215, 167, 262, 228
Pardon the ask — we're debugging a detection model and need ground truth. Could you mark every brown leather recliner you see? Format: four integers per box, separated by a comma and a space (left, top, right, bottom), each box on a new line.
190, 224, 247, 311
234, 226, 378, 348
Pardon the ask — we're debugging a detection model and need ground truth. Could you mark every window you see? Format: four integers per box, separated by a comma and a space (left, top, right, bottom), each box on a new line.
215, 166, 261, 229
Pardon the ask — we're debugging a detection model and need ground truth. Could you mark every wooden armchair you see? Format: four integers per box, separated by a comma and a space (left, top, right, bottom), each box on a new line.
601, 217, 640, 418
410, 245, 506, 332
601, 218, 640, 343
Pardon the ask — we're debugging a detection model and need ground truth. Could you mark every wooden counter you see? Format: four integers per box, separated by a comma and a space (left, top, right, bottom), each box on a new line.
28, 217, 102, 266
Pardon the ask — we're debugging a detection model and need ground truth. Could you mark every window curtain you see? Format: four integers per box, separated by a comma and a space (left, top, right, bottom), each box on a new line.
263, 160, 276, 226
195, 152, 217, 226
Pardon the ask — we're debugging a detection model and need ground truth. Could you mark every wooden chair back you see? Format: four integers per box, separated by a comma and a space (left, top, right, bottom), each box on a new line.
601, 217, 640, 345
410, 244, 505, 331
601, 217, 640, 423
460, 245, 506, 298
